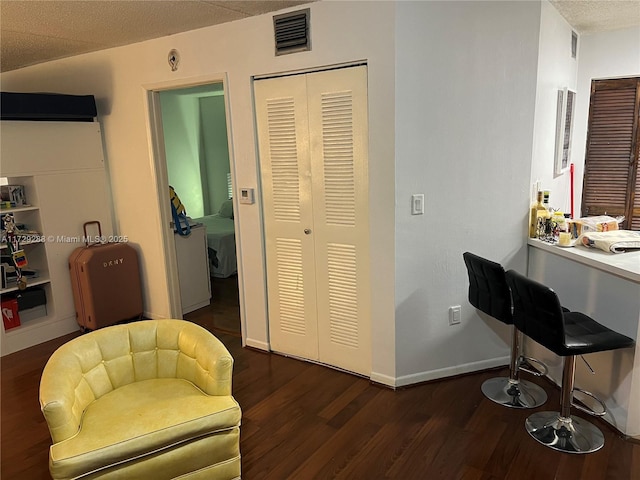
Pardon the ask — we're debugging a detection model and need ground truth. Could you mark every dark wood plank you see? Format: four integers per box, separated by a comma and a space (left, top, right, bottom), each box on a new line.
2, 312, 639, 479
184, 274, 241, 337
1, 331, 80, 480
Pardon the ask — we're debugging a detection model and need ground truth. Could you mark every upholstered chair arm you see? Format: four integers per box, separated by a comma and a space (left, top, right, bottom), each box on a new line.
176, 322, 234, 396
39, 352, 91, 444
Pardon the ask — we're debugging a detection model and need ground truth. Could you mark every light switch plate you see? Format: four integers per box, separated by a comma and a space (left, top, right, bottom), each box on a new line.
411, 194, 424, 215
449, 305, 461, 325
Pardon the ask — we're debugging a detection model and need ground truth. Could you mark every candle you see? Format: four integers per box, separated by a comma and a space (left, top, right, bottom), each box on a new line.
558, 232, 571, 247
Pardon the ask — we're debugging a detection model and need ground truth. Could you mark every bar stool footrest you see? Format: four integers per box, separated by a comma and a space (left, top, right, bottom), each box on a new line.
572, 388, 607, 417
518, 356, 548, 377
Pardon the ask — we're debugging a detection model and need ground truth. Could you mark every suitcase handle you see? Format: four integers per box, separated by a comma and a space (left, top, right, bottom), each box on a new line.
83, 221, 103, 247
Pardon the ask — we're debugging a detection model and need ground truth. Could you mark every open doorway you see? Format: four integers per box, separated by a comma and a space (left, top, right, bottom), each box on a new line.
148, 80, 241, 338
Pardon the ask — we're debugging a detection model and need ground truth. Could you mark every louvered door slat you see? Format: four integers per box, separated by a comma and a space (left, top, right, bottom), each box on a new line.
319, 91, 356, 227
266, 98, 301, 222
633, 169, 640, 230
274, 239, 306, 335
326, 243, 359, 348
582, 78, 639, 226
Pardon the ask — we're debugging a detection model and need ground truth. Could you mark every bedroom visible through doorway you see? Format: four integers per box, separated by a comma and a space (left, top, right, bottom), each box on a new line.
157, 82, 240, 336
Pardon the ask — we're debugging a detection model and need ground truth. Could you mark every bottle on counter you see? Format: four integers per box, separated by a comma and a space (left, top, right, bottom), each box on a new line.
529, 191, 549, 238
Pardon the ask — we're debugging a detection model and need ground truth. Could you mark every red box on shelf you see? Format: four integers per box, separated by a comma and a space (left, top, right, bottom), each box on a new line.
1, 298, 21, 330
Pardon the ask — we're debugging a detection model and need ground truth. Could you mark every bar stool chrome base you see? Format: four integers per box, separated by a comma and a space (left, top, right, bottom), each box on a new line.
525, 411, 604, 454
481, 377, 548, 408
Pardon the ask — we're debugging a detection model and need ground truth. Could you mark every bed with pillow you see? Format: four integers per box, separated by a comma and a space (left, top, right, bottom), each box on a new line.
193, 199, 237, 278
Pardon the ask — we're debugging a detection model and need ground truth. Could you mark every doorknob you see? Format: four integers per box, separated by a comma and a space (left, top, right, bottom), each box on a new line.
304, 229, 311, 235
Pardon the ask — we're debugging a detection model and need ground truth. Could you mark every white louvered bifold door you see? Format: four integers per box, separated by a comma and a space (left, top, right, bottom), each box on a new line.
255, 74, 319, 360
255, 65, 371, 376
307, 66, 371, 376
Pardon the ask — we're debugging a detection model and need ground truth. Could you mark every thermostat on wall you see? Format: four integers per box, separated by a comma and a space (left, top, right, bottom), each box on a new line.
239, 188, 255, 205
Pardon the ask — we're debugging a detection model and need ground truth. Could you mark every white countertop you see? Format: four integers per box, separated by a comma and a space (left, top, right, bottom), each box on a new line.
528, 238, 640, 283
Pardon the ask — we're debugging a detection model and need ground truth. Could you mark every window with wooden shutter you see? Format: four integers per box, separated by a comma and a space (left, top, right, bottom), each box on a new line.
582, 77, 640, 230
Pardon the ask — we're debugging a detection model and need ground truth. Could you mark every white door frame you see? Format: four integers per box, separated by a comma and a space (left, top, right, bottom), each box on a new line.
143, 73, 242, 332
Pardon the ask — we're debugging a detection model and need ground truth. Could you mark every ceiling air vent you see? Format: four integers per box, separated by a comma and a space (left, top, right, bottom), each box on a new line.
273, 9, 310, 56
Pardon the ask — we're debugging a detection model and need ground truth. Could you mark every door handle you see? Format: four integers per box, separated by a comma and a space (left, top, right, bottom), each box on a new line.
304, 229, 311, 235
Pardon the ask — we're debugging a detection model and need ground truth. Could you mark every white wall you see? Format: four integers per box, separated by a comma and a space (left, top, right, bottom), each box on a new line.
530, 1, 578, 215
572, 26, 640, 218
200, 95, 231, 215
394, 1, 541, 383
160, 92, 206, 217
0, 1, 398, 381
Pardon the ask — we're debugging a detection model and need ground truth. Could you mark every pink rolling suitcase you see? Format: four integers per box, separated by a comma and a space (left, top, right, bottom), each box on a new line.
69, 222, 143, 331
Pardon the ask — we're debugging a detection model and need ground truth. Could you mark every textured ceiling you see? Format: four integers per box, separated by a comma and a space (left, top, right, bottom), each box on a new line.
0, 0, 311, 72
1, 0, 638, 73
550, 0, 640, 33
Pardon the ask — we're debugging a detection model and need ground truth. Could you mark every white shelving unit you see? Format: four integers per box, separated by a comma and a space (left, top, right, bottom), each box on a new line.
1, 121, 113, 356
1, 176, 52, 332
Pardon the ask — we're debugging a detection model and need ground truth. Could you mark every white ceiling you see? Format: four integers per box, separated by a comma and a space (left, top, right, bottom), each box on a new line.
551, 0, 640, 33
0, 0, 311, 72
1, 0, 638, 73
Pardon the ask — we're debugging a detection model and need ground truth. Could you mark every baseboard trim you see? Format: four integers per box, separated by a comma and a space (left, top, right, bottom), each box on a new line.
1, 314, 78, 357
245, 338, 269, 351
394, 356, 510, 388
370, 372, 397, 388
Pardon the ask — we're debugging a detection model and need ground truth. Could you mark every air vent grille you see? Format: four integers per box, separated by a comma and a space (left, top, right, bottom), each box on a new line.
274, 9, 310, 56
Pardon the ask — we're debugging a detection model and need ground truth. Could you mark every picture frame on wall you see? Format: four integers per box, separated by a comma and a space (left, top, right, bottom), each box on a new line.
554, 87, 576, 176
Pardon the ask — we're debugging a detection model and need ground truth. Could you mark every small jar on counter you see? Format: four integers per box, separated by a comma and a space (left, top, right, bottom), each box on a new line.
553, 211, 567, 233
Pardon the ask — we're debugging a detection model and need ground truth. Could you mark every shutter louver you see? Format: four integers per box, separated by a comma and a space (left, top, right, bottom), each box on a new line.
275, 238, 306, 335
634, 167, 640, 230
327, 243, 359, 348
582, 78, 640, 229
273, 9, 310, 56
266, 97, 301, 222
321, 90, 356, 226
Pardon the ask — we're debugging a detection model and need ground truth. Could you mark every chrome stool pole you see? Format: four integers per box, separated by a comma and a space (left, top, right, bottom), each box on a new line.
481, 326, 547, 408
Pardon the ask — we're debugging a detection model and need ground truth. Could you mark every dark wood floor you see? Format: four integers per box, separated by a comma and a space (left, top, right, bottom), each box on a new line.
2, 289, 639, 479
184, 274, 242, 337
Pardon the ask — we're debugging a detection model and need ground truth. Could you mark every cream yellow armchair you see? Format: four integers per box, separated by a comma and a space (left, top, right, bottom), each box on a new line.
39, 319, 241, 480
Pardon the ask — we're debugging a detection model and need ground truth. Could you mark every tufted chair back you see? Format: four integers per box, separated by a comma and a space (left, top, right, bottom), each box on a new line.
505, 270, 566, 355
39, 319, 233, 443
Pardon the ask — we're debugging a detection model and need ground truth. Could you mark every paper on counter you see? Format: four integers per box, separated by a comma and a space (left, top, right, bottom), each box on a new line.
578, 230, 640, 254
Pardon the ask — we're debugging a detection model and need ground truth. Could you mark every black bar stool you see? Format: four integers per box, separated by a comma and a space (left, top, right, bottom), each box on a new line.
463, 252, 547, 409
505, 270, 635, 454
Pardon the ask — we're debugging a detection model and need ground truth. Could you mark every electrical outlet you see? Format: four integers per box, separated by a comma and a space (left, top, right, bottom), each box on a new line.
449, 305, 461, 325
